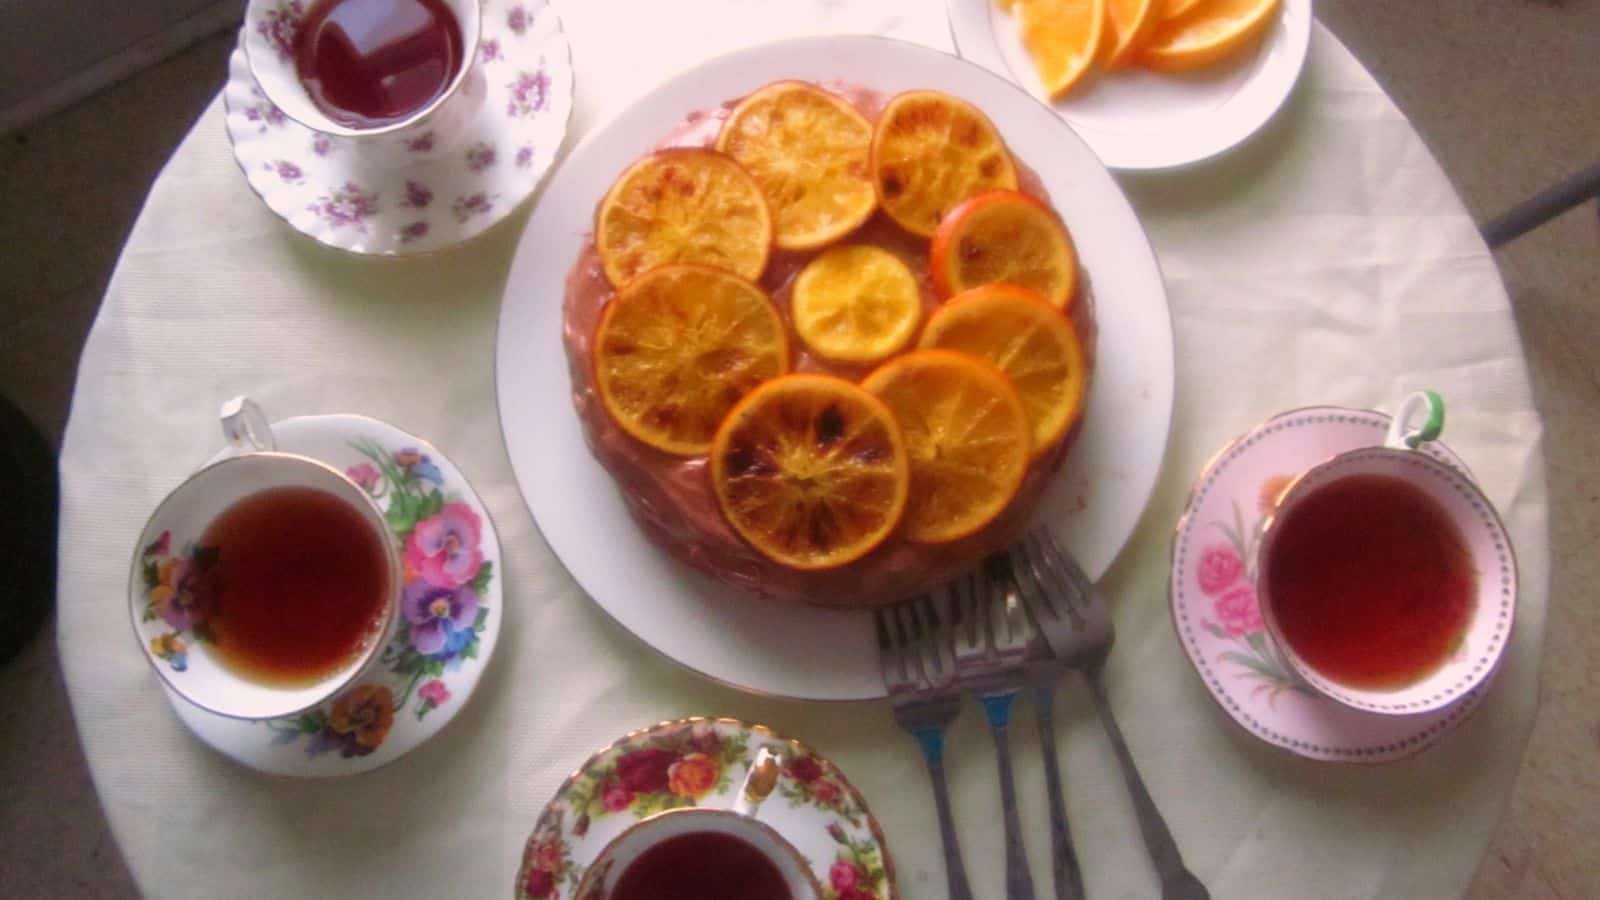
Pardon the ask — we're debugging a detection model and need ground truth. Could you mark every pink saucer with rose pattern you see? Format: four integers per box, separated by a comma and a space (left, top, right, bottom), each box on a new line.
1169, 406, 1500, 763
222, 0, 572, 255
155, 413, 502, 776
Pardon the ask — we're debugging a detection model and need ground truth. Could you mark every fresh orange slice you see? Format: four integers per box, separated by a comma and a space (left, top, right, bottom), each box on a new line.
919, 285, 1087, 452
930, 189, 1078, 310
716, 81, 877, 251
1161, 0, 1206, 20
871, 91, 1018, 238
593, 265, 788, 456
791, 245, 923, 364
595, 148, 773, 287
862, 350, 1031, 543
1141, 0, 1281, 72
710, 375, 910, 569
1012, 0, 1108, 98
1104, 0, 1165, 68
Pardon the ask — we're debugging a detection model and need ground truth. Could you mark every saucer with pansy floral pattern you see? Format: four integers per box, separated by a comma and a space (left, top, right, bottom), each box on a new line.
1170, 405, 1500, 764
156, 413, 502, 776
222, 0, 572, 255
516, 717, 897, 900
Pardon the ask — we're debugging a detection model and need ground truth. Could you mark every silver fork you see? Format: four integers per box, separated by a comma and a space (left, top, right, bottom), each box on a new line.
876, 596, 975, 900
951, 563, 1037, 900
1010, 528, 1210, 900
990, 555, 1088, 900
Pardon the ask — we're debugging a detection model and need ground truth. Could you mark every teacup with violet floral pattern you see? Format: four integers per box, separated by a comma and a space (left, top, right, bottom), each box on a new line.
241, 0, 485, 167
129, 397, 403, 720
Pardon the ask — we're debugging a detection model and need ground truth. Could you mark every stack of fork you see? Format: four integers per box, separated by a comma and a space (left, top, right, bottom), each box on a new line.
876, 528, 1208, 900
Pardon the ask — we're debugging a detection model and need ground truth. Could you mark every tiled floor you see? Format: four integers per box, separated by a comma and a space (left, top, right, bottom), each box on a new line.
2, 4, 1597, 897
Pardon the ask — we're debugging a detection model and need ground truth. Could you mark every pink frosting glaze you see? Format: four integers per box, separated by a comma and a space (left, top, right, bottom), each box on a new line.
562, 83, 1096, 607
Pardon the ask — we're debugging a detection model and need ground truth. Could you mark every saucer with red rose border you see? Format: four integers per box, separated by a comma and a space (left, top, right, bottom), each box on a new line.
516, 717, 898, 900
152, 413, 502, 776
222, 0, 573, 255
1169, 405, 1499, 763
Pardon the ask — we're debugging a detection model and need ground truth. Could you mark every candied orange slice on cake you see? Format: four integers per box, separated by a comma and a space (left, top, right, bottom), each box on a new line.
710, 374, 910, 569
790, 245, 923, 364
1011, 0, 1107, 98
593, 265, 788, 456
716, 82, 877, 251
930, 189, 1078, 309
870, 91, 1018, 238
862, 350, 1031, 543
1141, 0, 1281, 72
919, 285, 1087, 452
595, 148, 773, 287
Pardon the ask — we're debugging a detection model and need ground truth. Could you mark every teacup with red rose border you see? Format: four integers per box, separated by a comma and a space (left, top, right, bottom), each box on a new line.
129, 397, 402, 720
517, 717, 896, 900
574, 747, 823, 900
242, 0, 484, 166
1256, 391, 1518, 716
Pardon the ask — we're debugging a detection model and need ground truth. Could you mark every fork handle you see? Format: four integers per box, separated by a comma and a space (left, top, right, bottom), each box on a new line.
1084, 666, 1209, 900
911, 728, 976, 900
1033, 683, 1087, 900
981, 693, 1037, 900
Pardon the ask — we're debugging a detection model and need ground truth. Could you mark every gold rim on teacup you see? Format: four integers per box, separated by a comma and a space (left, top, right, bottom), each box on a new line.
1254, 391, 1518, 716
128, 397, 403, 721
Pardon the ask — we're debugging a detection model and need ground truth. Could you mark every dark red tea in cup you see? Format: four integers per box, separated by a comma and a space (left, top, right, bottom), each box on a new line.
295, 0, 464, 129
1263, 473, 1476, 691
610, 831, 794, 900
195, 485, 390, 686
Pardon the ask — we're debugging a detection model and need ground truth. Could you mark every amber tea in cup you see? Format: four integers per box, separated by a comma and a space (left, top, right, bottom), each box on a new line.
195, 485, 391, 687
1263, 473, 1475, 691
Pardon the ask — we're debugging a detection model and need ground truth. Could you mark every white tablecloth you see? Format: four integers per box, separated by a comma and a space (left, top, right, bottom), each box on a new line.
58, 3, 1549, 897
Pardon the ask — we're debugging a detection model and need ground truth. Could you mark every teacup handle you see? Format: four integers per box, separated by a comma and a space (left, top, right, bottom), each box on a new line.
1384, 390, 1445, 450
220, 396, 277, 454
733, 746, 783, 818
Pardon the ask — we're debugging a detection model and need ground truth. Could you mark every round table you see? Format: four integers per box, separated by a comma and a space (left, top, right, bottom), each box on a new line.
57, 3, 1549, 897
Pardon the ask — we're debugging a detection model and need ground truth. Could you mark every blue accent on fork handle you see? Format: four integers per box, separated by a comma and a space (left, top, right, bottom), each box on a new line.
980, 694, 1014, 728
912, 727, 975, 900
913, 727, 945, 766
982, 691, 1036, 900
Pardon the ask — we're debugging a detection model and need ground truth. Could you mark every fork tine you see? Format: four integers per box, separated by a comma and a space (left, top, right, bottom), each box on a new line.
949, 573, 975, 651
874, 608, 891, 653
1008, 536, 1057, 622
1034, 526, 1092, 608
1002, 582, 1030, 646
976, 566, 1000, 657
874, 608, 904, 688
913, 594, 948, 685
891, 606, 916, 686
892, 603, 924, 689
902, 601, 929, 689
988, 554, 1036, 649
